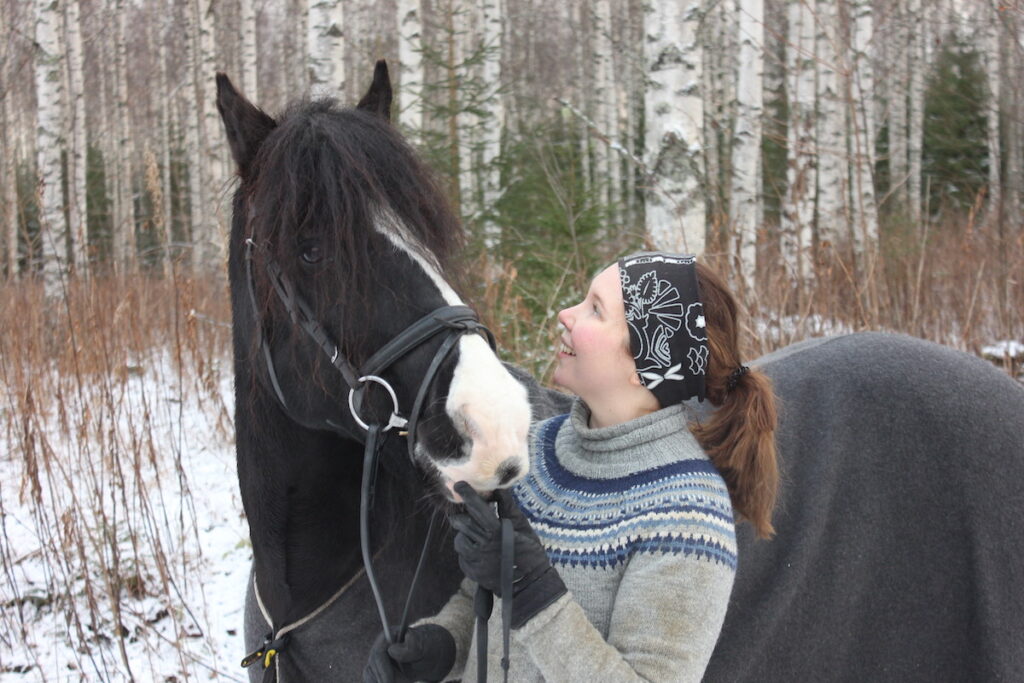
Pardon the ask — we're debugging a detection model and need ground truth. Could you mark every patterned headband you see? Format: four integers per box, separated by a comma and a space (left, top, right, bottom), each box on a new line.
618, 252, 707, 405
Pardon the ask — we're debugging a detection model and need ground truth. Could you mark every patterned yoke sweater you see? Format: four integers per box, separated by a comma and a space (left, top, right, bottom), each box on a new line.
422, 399, 737, 683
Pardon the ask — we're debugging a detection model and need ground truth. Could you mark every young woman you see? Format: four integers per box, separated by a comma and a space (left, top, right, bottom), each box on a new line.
366, 252, 778, 682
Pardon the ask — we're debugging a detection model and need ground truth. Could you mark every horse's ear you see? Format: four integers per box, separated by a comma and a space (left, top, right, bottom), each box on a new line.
356, 60, 392, 121
216, 73, 276, 176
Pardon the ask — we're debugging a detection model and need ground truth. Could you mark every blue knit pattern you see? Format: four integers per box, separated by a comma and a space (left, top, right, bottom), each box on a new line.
513, 414, 737, 571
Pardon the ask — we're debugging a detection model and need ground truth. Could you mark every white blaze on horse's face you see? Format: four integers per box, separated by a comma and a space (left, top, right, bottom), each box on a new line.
374, 211, 531, 497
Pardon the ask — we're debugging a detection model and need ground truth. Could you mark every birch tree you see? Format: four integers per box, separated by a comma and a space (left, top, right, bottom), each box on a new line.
643, 0, 705, 254
2, 0, 20, 278
478, 0, 504, 246
849, 0, 878, 260
64, 0, 88, 275
983, 2, 1001, 227
907, 0, 925, 222
241, 0, 259, 100
113, 0, 136, 271
889, 1, 909, 212
184, 0, 208, 270
815, 0, 846, 250
782, 0, 816, 283
398, 0, 425, 137
34, 0, 67, 294
198, 0, 226, 263
729, 0, 763, 292
307, 0, 345, 98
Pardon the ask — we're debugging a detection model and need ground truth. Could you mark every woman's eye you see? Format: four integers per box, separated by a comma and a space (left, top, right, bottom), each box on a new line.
592, 304, 600, 316
301, 243, 323, 264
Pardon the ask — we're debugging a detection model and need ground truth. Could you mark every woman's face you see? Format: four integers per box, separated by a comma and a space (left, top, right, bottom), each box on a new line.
553, 264, 638, 402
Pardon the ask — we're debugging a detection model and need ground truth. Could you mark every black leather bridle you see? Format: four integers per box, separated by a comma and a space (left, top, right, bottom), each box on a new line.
239, 230, 505, 678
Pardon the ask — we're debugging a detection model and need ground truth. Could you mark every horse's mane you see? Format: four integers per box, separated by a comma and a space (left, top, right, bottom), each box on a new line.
245, 98, 466, 360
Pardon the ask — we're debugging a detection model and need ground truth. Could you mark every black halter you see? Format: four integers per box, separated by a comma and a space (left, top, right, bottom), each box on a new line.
240, 233, 499, 678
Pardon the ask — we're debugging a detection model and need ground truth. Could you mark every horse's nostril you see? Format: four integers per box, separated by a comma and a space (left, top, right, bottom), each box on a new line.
495, 460, 521, 486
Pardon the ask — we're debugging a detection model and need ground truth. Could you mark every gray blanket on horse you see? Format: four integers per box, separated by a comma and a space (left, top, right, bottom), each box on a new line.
704, 332, 1024, 682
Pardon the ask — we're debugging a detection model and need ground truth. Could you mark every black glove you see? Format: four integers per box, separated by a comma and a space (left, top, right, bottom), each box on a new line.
451, 482, 567, 628
363, 625, 456, 683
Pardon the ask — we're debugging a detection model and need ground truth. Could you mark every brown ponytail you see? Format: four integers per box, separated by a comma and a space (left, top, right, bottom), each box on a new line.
689, 264, 779, 539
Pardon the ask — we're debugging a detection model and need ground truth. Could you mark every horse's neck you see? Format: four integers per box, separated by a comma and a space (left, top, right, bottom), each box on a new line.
237, 393, 389, 627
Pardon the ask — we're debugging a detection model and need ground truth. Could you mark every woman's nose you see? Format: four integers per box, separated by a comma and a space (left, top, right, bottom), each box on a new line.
557, 307, 572, 329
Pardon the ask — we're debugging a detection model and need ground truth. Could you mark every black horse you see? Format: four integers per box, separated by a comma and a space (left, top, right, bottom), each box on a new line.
219, 64, 1024, 681
217, 63, 569, 681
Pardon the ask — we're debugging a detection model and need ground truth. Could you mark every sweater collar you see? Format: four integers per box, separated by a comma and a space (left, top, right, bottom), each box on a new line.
553, 398, 706, 478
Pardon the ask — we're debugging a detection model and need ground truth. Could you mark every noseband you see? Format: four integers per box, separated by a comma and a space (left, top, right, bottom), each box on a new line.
241, 233, 498, 677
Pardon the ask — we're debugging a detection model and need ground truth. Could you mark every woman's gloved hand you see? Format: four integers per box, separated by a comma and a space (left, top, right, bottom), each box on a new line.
451, 481, 567, 628
363, 624, 456, 683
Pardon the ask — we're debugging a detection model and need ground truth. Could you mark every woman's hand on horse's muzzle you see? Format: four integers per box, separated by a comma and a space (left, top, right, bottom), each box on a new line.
451, 482, 567, 626
363, 624, 455, 683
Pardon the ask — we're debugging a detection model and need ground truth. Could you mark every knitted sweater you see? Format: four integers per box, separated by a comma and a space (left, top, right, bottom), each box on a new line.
422, 399, 737, 682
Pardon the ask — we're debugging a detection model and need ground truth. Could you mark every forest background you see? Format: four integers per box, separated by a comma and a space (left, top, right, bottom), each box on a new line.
2, 0, 1023, 679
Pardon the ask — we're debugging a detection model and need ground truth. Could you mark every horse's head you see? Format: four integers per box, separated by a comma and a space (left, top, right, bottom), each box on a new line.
216, 62, 531, 498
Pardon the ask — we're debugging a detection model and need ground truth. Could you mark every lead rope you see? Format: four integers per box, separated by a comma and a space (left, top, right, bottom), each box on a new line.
473, 516, 515, 683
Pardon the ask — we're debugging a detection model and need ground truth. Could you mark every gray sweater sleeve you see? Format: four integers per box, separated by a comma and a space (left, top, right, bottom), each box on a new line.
513, 551, 735, 682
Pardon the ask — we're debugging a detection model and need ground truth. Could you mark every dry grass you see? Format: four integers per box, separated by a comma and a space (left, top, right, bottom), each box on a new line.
0, 270, 234, 679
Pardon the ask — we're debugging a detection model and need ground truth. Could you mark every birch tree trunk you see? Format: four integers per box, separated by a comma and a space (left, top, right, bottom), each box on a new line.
644, 0, 706, 254
241, 0, 259, 100
156, 8, 174, 275
782, 0, 816, 283
906, 0, 925, 224
198, 0, 226, 264
64, 0, 88, 275
593, 0, 613, 213
478, 0, 504, 247
113, 0, 136, 271
889, 0, 909, 212
307, 0, 345, 98
35, 0, 67, 294
573, 0, 592, 197
1004, 19, 1023, 232
729, 0, 763, 293
815, 0, 846, 252
849, 0, 878, 262
2, 1, 20, 278
398, 0, 425, 138
983, 3, 1001, 228
184, 0, 208, 271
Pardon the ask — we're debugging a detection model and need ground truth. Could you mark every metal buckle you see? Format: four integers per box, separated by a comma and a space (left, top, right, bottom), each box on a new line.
347, 375, 409, 432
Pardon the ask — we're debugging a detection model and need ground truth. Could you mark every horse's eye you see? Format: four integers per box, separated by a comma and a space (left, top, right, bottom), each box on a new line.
301, 243, 323, 265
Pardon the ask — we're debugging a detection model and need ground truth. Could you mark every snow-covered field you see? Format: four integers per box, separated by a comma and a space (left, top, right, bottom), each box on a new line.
1, 349, 252, 682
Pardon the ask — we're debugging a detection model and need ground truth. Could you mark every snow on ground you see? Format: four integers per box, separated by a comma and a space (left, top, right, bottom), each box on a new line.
1, 350, 252, 682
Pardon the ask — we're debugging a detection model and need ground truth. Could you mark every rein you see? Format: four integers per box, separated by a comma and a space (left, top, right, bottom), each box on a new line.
240, 234, 502, 679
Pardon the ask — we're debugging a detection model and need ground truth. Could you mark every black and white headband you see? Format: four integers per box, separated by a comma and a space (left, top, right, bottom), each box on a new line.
618, 252, 707, 405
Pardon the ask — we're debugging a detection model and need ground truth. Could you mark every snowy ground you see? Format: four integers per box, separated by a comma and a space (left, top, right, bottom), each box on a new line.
1, 350, 252, 682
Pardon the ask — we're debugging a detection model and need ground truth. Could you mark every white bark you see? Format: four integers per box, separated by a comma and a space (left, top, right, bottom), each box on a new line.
64, 0, 88, 275
643, 0, 705, 255
241, 0, 258, 100
198, 0, 226, 265
478, 0, 504, 246
398, 0, 425, 137
307, 0, 345, 98
729, 0, 762, 292
184, 0, 207, 270
1005, 19, 1023, 231
889, 0, 908, 211
35, 0, 66, 294
815, 0, 846, 249
849, 0, 879, 259
157, 7, 174, 275
3, 0, 20, 278
593, 0, 614, 213
907, 0, 925, 223
113, 0, 135, 271
983, 2, 1001, 226
782, 0, 816, 283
